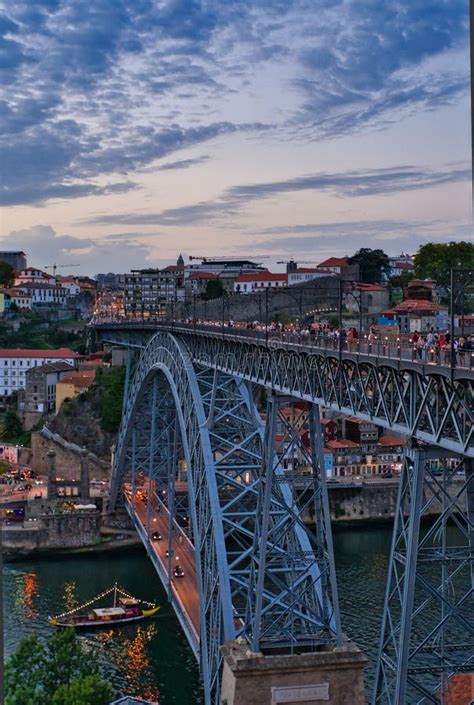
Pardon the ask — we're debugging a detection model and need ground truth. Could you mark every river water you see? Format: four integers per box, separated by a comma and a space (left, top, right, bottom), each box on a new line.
3, 526, 393, 704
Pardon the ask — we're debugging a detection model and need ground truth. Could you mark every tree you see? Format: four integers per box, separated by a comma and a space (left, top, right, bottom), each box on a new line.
52, 675, 113, 705
0, 261, 14, 287
1, 409, 23, 441
5, 631, 113, 705
414, 241, 474, 285
348, 248, 390, 283
204, 278, 224, 300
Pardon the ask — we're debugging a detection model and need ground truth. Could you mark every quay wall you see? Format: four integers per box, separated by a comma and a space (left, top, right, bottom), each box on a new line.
3, 512, 101, 558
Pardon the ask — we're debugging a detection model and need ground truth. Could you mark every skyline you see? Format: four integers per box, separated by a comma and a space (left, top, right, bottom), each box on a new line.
0, 0, 472, 275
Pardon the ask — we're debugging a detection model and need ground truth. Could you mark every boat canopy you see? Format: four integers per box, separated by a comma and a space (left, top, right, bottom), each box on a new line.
93, 607, 126, 618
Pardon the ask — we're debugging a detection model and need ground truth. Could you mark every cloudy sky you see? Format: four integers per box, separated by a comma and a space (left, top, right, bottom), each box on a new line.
0, 0, 471, 275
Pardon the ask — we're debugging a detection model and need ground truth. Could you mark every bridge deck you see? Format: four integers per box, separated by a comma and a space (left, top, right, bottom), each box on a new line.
94, 319, 474, 376
125, 490, 200, 650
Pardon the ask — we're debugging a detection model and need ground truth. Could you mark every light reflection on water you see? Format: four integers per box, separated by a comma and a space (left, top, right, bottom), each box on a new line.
8, 525, 449, 704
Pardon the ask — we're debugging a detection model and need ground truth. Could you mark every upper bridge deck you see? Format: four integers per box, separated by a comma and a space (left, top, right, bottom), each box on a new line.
93, 317, 474, 457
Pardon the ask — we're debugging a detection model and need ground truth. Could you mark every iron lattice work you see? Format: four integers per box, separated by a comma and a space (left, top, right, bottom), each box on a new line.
373, 449, 474, 705
96, 325, 474, 457
111, 332, 340, 705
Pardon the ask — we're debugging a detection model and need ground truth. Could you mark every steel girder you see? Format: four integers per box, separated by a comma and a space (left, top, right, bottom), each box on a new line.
111, 332, 340, 705
373, 450, 474, 704
97, 328, 474, 457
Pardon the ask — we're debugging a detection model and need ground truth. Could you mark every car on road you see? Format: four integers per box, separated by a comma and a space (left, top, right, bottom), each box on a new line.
151, 531, 162, 541
173, 565, 185, 578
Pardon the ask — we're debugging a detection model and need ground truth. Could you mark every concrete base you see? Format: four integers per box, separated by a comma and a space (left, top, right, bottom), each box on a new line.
220, 641, 367, 705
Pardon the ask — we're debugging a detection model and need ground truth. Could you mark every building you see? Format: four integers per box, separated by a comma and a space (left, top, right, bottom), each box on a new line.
14, 267, 55, 286
186, 258, 267, 293
55, 370, 96, 413
316, 257, 349, 274
0, 251, 27, 272
343, 417, 379, 450
124, 268, 177, 317
20, 362, 75, 414
14, 282, 68, 308
385, 253, 414, 280
95, 272, 125, 290
382, 299, 447, 333
0, 290, 11, 316
287, 267, 336, 287
234, 272, 288, 294
2, 288, 33, 311
186, 271, 219, 296
0, 348, 80, 398
344, 283, 389, 317
325, 439, 363, 477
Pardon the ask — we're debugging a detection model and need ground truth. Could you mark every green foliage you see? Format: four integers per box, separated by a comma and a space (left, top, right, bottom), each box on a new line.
0, 459, 10, 473
0, 318, 87, 351
204, 278, 224, 300
52, 675, 113, 705
97, 366, 125, 433
0, 261, 14, 287
5, 630, 113, 705
0, 409, 23, 441
414, 241, 474, 285
349, 248, 390, 283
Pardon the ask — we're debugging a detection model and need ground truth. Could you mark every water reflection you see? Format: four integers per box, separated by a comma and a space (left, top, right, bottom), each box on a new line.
116, 624, 161, 702
63, 580, 78, 613
14, 571, 39, 621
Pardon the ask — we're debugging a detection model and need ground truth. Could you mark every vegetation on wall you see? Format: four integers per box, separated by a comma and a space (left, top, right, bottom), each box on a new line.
94, 366, 126, 433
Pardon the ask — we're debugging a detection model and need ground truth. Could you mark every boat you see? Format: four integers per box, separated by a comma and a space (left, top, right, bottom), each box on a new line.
48, 584, 160, 628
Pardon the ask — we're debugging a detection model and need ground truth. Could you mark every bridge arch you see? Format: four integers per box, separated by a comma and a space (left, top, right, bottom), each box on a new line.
111, 332, 340, 705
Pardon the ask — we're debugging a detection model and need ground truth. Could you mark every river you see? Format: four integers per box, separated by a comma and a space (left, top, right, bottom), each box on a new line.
3, 526, 393, 704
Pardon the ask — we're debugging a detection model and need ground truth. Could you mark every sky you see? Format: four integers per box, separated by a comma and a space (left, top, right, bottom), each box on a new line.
0, 0, 472, 275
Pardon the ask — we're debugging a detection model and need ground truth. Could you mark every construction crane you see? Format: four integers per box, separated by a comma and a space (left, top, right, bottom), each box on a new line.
189, 255, 269, 262
44, 263, 80, 276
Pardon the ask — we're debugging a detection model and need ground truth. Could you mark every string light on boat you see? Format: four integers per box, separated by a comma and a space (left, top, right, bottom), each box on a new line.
51, 584, 156, 620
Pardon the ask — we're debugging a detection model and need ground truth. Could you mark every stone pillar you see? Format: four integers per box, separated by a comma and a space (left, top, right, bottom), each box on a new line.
46, 449, 56, 500
80, 448, 90, 499
220, 640, 367, 705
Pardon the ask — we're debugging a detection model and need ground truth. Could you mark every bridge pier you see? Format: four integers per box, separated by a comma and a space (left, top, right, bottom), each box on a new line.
220, 640, 367, 705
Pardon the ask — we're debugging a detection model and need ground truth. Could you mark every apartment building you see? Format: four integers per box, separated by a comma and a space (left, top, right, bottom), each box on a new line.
234, 272, 288, 294
0, 348, 80, 397
124, 268, 177, 317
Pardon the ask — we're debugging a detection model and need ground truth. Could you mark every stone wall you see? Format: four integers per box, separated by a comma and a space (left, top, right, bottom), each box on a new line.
3, 511, 101, 557
31, 429, 110, 481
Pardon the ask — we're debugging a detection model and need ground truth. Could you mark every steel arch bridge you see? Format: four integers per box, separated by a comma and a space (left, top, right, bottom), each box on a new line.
111, 331, 340, 705
94, 321, 474, 705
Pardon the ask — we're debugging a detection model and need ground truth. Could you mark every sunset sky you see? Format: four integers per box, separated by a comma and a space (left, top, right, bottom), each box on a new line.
0, 0, 471, 274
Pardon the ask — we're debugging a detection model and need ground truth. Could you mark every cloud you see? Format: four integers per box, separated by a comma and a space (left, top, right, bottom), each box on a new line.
82, 163, 471, 226
0, 225, 151, 274
155, 155, 209, 171
1, 0, 468, 208
292, 0, 469, 136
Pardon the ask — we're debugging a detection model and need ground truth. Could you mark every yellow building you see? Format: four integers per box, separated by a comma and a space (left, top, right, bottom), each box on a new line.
55, 370, 96, 413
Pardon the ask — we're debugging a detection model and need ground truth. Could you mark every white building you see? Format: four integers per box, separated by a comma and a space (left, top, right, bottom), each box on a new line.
14, 268, 56, 286
316, 257, 349, 274
234, 272, 288, 294
287, 267, 336, 287
0, 348, 80, 397
14, 283, 68, 307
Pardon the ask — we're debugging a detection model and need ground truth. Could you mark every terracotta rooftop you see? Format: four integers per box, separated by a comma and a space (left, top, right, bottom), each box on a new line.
0, 348, 80, 359
327, 439, 361, 450
235, 272, 288, 283
187, 271, 218, 280
58, 370, 96, 388
378, 435, 406, 447
317, 257, 349, 268
394, 299, 441, 313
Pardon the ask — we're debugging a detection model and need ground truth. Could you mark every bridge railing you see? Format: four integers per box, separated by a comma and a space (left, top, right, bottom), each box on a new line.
92, 316, 474, 372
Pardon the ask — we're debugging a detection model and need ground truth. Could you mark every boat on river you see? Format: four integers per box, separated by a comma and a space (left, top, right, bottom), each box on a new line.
48, 584, 160, 628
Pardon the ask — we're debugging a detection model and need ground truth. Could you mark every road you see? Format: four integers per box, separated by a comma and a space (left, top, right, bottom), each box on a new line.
128, 490, 200, 638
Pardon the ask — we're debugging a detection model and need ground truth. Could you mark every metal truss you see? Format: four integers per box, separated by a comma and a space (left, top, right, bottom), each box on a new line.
97, 326, 474, 457
373, 449, 474, 704
110, 332, 340, 705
